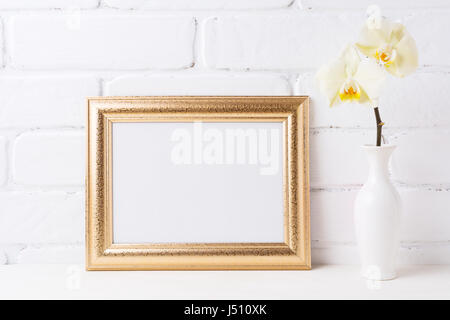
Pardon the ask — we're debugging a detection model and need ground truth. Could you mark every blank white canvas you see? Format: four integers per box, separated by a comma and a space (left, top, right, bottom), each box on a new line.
112, 122, 284, 244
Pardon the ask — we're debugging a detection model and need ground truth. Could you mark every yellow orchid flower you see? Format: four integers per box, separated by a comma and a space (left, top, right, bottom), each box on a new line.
356, 17, 418, 77
316, 45, 386, 107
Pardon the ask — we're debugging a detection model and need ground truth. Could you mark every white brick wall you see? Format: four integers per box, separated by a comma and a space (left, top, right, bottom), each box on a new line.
406, 12, 450, 67
391, 129, 450, 185
105, 74, 291, 96
0, 0, 99, 9
297, 72, 450, 128
300, 0, 450, 10
104, 0, 293, 10
0, 0, 448, 265
202, 14, 361, 70
310, 129, 370, 187
13, 131, 85, 186
312, 189, 450, 243
0, 76, 99, 127
10, 15, 196, 70
0, 192, 84, 243
0, 137, 6, 186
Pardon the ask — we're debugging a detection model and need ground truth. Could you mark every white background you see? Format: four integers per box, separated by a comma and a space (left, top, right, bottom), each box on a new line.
0, 0, 449, 265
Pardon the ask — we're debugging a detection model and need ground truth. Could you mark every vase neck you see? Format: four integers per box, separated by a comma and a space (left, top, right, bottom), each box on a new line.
363, 145, 396, 183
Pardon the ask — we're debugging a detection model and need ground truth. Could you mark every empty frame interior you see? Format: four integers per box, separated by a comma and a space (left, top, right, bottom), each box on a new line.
86, 97, 310, 270
112, 121, 285, 244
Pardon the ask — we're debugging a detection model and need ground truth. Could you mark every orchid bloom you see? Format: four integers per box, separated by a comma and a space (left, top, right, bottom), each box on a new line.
316, 45, 386, 107
356, 17, 418, 77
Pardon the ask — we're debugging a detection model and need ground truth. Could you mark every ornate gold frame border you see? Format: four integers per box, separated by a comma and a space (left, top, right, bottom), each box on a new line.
86, 97, 310, 270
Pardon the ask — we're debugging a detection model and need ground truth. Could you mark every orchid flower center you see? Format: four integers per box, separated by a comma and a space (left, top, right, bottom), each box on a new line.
339, 78, 361, 101
375, 44, 397, 65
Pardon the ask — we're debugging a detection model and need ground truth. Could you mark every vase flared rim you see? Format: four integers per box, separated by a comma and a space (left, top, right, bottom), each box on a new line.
360, 144, 396, 150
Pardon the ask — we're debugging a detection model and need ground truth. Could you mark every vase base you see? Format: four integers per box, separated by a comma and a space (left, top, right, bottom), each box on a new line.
361, 267, 397, 281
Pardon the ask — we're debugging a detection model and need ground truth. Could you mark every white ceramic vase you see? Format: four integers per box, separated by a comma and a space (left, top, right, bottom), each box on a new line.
354, 145, 402, 280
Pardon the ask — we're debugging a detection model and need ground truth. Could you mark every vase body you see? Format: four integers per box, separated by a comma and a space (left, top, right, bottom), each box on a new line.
354, 145, 402, 280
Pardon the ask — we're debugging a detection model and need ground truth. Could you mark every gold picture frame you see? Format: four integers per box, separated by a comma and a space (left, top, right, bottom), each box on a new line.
86, 97, 310, 270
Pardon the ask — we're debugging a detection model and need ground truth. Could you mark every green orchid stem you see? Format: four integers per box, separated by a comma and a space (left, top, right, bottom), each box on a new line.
374, 107, 384, 147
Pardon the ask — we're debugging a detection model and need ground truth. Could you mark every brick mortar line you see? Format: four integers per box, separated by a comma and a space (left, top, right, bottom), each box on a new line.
0, 8, 299, 16
1, 124, 449, 134
191, 18, 199, 70
0, 185, 448, 194
311, 184, 450, 192
0, 185, 85, 192
0, 183, 448, 195
0, 67, 448, 76
312, 240, 450, 248
309, 126, 450, 131
0, 8, 446, 20
0, 4, 448, 14
4, 240, 449, 250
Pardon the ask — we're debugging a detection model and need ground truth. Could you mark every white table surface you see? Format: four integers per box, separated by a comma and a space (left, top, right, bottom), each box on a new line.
0, 264, 449, 300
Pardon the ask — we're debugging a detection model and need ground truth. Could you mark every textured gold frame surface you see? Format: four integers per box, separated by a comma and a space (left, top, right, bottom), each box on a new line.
86, 97, 310, 271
